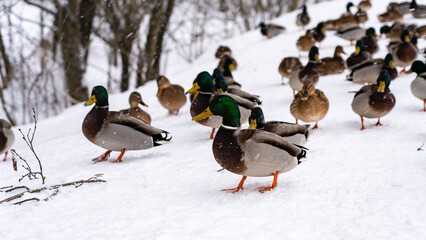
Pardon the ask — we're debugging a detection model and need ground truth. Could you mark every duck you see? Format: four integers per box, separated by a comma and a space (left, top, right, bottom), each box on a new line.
192, 95, 307, 193
290, 80, 329, 129
316, 45, 346, 76
323, 2, 356, 31
355, 9, 369, 24
120, 92, 151, 124
415, 25, 426, 38
215, 46, 232, 58
335, 24, 366, 45
410, 0, 426, 18
351, 70, 396, 130
213, 68, 261, 105
258, 22, 285, 38
290, 46, 321, 95
296, 30, 315, 56
388, 30, 418, 72
187, 71, 256, 139
222, 56, 242, 88
248, 107, 310, 146
82, 86, 172, 163
278, 57, 302, 85
296, 5, 310, 29
312, 22, 326, 46
408, 61, 426, 111
217, 54, 238, 72
380, 23, 417, 42
358, 0, 372, 11
361, 27, 379, 56
157, 75, 187, 115
347, 53, 398, 84
378, 8, 403, 22
0, 119, 15, 161
346, 40, 372, 70
341, 2, 356, 17
387, 1, 411, 15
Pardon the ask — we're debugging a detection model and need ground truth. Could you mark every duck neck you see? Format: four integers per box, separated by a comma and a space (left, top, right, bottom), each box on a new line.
83, 106, 109, 138
213, 127, 245, 174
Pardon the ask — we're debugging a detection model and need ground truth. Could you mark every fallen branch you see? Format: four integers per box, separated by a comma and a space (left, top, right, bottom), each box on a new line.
0, 174, 106, 205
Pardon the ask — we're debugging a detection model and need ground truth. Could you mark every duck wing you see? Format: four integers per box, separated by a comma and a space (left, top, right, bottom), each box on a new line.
227, 86, 261, 104
108, 111, 167, 136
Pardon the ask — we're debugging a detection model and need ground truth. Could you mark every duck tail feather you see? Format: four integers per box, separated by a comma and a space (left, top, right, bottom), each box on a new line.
153, 131, 173, 146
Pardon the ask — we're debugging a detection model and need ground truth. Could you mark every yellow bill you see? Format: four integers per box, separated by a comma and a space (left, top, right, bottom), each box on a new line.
377, 81, 386, 93
248, 119, 257, 129
355, 46, 360, 55
84, 95, 96, 107
157, 87, 163, 97
314, 54, 320, 63
229, 64, 235, 71
389, 60, 395, 69
186, 82, 200, 94
192, 107, 213, 121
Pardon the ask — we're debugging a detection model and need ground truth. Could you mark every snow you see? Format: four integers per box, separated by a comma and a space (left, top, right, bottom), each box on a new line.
1, 0, 426, 239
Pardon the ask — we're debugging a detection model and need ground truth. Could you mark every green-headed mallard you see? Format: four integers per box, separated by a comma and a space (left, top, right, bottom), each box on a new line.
336, 25, 366, 45
316, 45, 346, 76
342, 2, 355, 17
358, 0, 372, 11
218, 54, 238, 72
347, 53, 398, 84
0, 119, 14, 161
346, 40, 372, 70
215, 46, 232, 58
313, 22, 326, 46
290, 46, 321, 95
258, 22, 285, 38
296, 30, 315, 56
157, 75, 187, 115
388, 30, 418, 71
278, 57, 303, 85
290, 80, 329, 129
120, 91, 151, 124
248, 107, 310, 146
361, 27, 379, 56
351, 70, 396, 130
296, 5, 310, 29
410, 0, 426, 18
213, 68, 261, 105
222, 56, 242, 88
379, 23, 417, 42
408, 61, 426, 111
82, 86, 172, 163
193, 95, 307, 193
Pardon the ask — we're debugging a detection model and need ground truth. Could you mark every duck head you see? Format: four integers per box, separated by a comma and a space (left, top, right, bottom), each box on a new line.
308, 46, 320, 63
366, 27, 378, 38
316, 22, 325, 33
212, 68, 228, 93
248, 107, 265, 129
335, 45, 346, 56
407, 61, 426, 74
302, 4, 308, 13
224, 56, 235, 71
384, 53, 395, 69
379, 25, 390, 38
376, 70, 391, 93
84, 86, 108, 107
258, 22, 266, 29
355, 40, 365, 55
186, 71, 214, 99
129, 91, 148, 108
346, 2, 355, 13
401, 29, 410, 43
192, 95, 241, 128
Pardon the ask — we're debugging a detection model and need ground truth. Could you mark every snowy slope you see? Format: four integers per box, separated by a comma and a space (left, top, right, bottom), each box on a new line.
1, 0, 426, 239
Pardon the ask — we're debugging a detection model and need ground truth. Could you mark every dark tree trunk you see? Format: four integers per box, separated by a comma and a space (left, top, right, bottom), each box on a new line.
144, 0, 164, 83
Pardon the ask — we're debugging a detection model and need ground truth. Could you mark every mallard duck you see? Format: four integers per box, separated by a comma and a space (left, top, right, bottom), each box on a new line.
388, 30, 418, 72
222, 56, 242, 88
355, 9, 369, 24
380, 23, 417, 41
347, 53, 398, 84
378, 8, 404, 22
387, 1, 411, 14
213, 68, 261, 105
411, 35, 418, 50
361, 27, 379, 56
192, 95, 307, 193
358, 0, 372, 11
351, 70, 396, 130
410, 0, 426, 18
290, 80, 329, 129
215, 46, 232, 58
82, 86, 172, 163
0, 119, 14, 161
290, 46, 321, 95
296, 30, 315, 56
258, 22, 285, 38
313, 22, 326, 46
217, 54, 238, 72
346, 40, 372, 70
278, 57, 302, 85
341, 2, 355, 17
156, 76, 187, 115
415, 25, 426, 38
120, 92, 151, 124
296, 5, 310, 29
316, 45, 346, 76
336, 24, 366, 45
408, 61, 426, 111
248, 107, 310, 146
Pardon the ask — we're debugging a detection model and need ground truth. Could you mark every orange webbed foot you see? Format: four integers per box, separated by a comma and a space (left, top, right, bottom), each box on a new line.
312, 122, 319, 129
258, 186, 276, 193
222, 176, 247, 193
111, 150, 126, 163
258, 171, 278, 193
92, 150, 112, 162
2, 151, 8, 161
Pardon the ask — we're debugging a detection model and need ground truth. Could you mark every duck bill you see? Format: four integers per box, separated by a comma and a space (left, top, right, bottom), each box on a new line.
192, 107, 213, 121
248, 119, 257, 129
406, 68, 412, 73
389, 60, 395, 69
229, 64, 235, 71
84, 95, 96, 107
216, 88, 223, 93
314, 54, 321, 63
377, 81, 386, 93
355, 46, 361, 55
139, 99, 148, 107
186, 82, 200, 94
301, 92, 309, 101
404, 35, 410, 43
157, 87, 163, 97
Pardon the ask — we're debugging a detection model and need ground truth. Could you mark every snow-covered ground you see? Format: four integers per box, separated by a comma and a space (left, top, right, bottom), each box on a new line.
1, 0, 426, 239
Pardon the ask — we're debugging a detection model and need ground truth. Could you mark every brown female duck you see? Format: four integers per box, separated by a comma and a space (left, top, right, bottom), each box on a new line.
358, 0, 372, 11
316, 45, 346, 76
120, 92, 151, 124
290, 80, 329, 129
215, 46, 232, 58
296, 30, 315, 56
278, 57, 302, 85
351, 70, 396, 130
0, 119, 14, 161
157, 76, 187, 115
